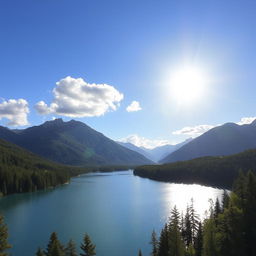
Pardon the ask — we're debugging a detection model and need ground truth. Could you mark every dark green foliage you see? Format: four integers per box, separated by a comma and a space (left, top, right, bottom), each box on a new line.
180, 201, 200, 252
221, 190, 230, 210
36, 248, 45, 256
80, 234, 96, 256
194, 222, 203, 256
0, 119, 152, 166
134, 149, 256, 188
150, 230, 158, 256
65, 240, 77, 256
168, 208, 185, 256
0, 139, 89, 196
138, 249, 143, 256
183, 206, 193, 247
0, 216, 11, 256
243, 171, 256, 256
45, 232, 65, 256
213, 198, 221, 219
158, 224, 169, 256
202, 219, 217, 256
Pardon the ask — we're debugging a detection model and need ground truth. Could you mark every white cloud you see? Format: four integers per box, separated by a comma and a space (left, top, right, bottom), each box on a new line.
118, 134, 170, 149
35, 101, 52, 115
172, 124, 215, 137
35, 76, 124, 117
237, 117, 256, 125
126, 101, 142, 112
0, 99, 29, 126
172, 117, 256, 138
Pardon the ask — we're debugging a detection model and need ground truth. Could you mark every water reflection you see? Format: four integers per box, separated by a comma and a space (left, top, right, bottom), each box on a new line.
163, 183, 223, 219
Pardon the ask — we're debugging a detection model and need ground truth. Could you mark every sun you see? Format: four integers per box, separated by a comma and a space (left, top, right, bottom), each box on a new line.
170, 66, 207, 104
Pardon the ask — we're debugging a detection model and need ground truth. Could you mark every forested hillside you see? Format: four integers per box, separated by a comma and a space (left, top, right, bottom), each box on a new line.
134, 149, 256, 188
0, 139, 86, 196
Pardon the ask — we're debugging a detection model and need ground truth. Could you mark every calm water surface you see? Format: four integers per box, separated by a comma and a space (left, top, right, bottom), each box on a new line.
0, 170, 224, 256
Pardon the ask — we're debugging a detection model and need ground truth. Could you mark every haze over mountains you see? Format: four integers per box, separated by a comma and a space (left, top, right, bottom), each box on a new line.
118, 138, 192, 162
0, 119, 152, 166
160, 120, 256, 163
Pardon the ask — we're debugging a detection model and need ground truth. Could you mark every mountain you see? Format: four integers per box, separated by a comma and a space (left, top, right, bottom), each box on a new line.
0, 119, 152, 166
160, 121, 256, 163
118, 138, 192, 162
143, 138, 193, 162
134, 149, 256, 188
117, 141, 153, 161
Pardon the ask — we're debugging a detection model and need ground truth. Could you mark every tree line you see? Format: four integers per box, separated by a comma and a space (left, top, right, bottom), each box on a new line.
34, 232, 96, 256
134, 149, 256, 188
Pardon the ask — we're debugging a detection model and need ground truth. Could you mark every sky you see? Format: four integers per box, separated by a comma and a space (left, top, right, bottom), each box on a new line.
0, 0, 256, 148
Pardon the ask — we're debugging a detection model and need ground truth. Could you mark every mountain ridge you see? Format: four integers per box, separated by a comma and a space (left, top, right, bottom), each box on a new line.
0, 119, 153, 166
160, 121, 256, 163
118, 138, 192, 162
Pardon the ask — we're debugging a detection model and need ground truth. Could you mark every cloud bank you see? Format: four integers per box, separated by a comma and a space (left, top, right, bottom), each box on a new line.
172, 117, 256, 137
35, 76, 124, 117
126, 101, 142, 112
0, 99, 29, 126
118, 134, 170, 149
237, 117, 256, 125
172, 124, 215, 137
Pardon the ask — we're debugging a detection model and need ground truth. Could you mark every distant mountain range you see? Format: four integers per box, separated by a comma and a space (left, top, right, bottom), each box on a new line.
143, 138, 193, 162
118, 138, 192, 162
2, 118, 256, 167
0, 119, 153, 166
160, 120, 256, 163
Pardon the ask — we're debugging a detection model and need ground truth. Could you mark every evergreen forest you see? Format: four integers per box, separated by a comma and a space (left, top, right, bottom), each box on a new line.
134, 149, 256, 188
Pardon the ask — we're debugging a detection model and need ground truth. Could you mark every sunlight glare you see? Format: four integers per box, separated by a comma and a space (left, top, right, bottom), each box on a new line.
170, 66, 207, 104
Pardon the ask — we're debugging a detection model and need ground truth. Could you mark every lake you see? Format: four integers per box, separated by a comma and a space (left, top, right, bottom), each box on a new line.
0, 170, 224, 256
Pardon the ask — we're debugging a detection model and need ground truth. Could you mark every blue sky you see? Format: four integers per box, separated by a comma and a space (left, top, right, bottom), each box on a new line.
0, 0, 256, 148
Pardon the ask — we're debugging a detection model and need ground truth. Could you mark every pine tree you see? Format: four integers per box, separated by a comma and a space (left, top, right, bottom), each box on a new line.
221, 190, 230, 211
150, 230, 158, 256
0, 215, 11, 256
213, 198, 221, 219
218, 201, 245, 256
138, 249, 142, 256
232, 170, 246, 200
45, 232, 65, 256
183, 206, 192, 247
189, 199, 200, 244
194, 222, 203, 256
158, 224, 169, 256
65, 240, 77, 256
168, 207, 185, 256
80, 234, 96, 256
202, 219, 217, 256
36, 248, 45, 256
